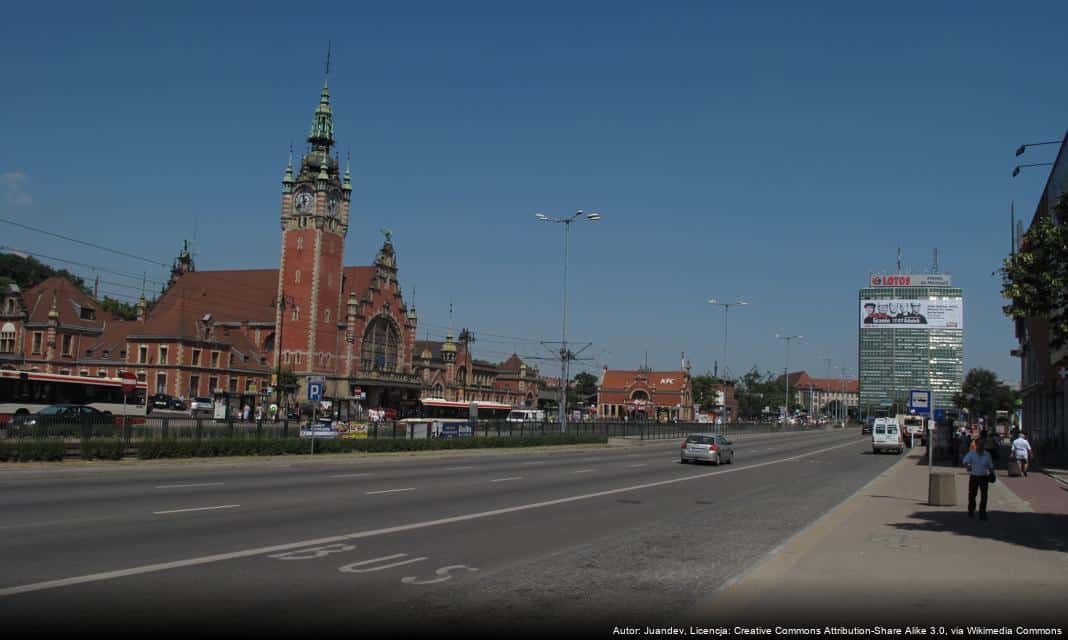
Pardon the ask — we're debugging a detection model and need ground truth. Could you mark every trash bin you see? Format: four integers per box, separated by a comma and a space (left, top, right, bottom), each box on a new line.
928, 471, 956, 506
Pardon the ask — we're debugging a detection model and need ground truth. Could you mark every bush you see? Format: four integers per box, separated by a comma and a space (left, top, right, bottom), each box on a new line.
0, 439, 65, 462
81, 438, 126, 460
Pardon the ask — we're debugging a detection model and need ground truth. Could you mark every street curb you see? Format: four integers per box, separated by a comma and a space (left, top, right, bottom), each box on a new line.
696, 444, 915, 609
1038, 468, 1068, 488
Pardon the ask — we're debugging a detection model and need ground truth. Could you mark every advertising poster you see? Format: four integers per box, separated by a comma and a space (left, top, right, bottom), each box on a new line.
860, 299, 963, 329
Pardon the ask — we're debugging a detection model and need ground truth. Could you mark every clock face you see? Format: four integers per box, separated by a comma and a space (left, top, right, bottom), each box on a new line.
327, 197, 339, 215
294, 191, 314, 213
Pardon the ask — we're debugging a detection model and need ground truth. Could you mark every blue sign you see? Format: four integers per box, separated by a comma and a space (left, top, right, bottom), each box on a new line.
933, 408, 945, 422
308, 383, 323, 402
908, 390, 931, 416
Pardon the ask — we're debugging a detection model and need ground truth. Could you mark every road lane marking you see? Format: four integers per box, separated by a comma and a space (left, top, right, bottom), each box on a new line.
153, 505, 240, 515
0, 438, 859, 597
490, 477, 523, 483
628, 464, 647, 468
365, 488, 416, 495
520, 461, 545, 465
155, 483, 225, 489
443, 466, 475, 471
574, 469, 595, 474
329, 473, 372, 479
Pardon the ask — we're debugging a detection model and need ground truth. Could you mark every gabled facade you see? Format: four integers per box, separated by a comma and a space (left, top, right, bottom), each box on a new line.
413, 335, 540, 407
597, 367, 694, 421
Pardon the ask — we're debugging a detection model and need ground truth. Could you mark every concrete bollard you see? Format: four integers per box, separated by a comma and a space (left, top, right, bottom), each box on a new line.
928, 471, 957, 506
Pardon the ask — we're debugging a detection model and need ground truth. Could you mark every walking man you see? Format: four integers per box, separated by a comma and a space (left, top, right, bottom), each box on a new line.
963, 437, 995, 521
1012, 431, 1033, 477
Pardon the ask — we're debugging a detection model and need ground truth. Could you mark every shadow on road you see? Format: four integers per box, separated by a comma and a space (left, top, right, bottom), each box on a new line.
891, 510, 1068, 553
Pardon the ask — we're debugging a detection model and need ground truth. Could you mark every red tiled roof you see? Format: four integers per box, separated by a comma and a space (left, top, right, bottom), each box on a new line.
21, 276, 115, 330
499, 353, 525, 372
784, 371, 857, 394
140, 269, 278, 338
601, 370, 688, 393
343, 267, 375, 297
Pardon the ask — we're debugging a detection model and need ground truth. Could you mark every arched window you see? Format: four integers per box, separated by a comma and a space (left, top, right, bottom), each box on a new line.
291, 306, 299, 321
631, 389, 650, 402
324, 309, 331, 323
361, 315, 400, 372
0, 322, 15, 354
295, 270, 301, 284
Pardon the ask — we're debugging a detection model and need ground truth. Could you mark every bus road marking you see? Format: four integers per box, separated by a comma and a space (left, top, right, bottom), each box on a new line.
153, 504, 240, 515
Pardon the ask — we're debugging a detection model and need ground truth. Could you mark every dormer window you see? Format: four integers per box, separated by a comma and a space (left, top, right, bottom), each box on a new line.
80, 307, 96, 321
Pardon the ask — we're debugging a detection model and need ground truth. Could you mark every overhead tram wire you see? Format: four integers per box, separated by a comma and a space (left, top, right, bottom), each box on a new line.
0, 245, 168, 287
0, 217, 168, 267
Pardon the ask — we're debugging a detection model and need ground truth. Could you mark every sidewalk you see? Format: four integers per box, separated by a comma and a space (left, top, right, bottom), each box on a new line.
692, 449, 1068, 626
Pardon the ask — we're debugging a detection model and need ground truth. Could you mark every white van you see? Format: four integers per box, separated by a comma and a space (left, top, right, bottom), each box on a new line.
872, 418, 903, 454
506, 409, 545, 423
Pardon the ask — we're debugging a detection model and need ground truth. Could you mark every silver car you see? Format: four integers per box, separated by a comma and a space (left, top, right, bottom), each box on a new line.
680, 433, 734, 465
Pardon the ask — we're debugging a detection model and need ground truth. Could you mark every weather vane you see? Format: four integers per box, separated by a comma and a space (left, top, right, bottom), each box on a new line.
380, 227, 392, 243
325, 41, 331, 77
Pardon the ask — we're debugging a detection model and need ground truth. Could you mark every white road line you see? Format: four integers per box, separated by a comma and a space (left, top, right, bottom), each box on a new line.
365, 488, 416, 495
155, 482, 225, 489
153, 505, 240, 515
574, 469, 595, 474
329, 473, 372, 479
628, 464, 647, 468
443, 466, 475, 471
490, 477, 524, 483
520, 461, 546, 465
0, 438, 859, 598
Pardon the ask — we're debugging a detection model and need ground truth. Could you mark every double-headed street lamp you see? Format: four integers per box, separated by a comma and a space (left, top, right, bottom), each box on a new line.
535, 209, 601, 432
776, 334, 802, 421
708, 298, 748, 382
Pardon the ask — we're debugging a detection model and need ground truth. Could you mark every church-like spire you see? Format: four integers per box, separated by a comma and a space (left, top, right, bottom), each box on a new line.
282, 145, 294, 193
308, 79, 335, 151
342, 153, 352, 192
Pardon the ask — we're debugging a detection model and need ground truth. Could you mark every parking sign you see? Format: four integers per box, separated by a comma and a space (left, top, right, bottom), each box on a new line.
308, 383, 323, 402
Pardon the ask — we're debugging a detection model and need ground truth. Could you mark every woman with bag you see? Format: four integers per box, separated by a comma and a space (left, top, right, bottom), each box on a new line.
963, 437, 995, 521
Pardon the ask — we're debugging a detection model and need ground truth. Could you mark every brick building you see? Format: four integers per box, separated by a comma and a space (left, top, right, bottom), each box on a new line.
785, 371, 859, 417
1, 78, 422, 418
596, 366, 694, 421
413, 330, 541, 407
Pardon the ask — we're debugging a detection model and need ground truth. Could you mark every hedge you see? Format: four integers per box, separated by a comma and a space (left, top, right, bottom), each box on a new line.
0, 439, 66, 462
136, 433, 608, 459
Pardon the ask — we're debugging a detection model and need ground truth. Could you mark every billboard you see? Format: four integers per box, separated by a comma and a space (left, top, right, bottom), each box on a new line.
860, 299, 963, 329
869, 274, 952, 287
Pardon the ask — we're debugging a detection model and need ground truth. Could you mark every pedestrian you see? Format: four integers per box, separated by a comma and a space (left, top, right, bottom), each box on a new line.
958, 429, 971, 467
1011, 431, 1033, 477
962, 437, 995, 521
984, 429, 1000, 469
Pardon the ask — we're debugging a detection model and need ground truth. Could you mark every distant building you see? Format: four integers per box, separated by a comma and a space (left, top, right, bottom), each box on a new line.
413, 332, 541, 407
596, 366, 694, 421
858, 273, 963, 415
784, 371, 859, 417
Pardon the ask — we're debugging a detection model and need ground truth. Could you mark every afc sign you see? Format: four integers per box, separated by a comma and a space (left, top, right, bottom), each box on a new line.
870, 275, 912, 286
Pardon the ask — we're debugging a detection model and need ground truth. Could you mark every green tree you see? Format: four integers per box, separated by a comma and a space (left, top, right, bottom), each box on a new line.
0, 252, 90, 294
952, 368, 1018, 425
691, 374, 718, 411
99, 296, 138, 321
1001, 193, 1068, 351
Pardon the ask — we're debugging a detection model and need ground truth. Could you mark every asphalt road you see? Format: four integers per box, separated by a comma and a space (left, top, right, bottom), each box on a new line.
0, 428, 898, 636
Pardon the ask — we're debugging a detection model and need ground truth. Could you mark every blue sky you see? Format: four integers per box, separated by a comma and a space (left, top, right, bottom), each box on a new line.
1, 0, 1065, 385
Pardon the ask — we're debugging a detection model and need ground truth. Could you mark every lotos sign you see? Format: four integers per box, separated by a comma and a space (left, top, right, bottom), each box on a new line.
870, 274, 952, 287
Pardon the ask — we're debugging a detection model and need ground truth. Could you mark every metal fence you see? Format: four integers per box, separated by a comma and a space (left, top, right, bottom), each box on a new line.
1, 416, 836, 444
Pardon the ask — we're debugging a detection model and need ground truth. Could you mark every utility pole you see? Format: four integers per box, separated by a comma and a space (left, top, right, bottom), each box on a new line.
777, 334, 803, 421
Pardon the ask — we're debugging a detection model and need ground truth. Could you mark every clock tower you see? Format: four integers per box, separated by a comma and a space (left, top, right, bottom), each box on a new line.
275, 79, 352, 375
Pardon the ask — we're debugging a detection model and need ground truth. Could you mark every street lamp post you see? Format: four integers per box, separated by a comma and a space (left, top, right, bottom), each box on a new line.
1012, 162, 1053, 177
776, 334, 802, 422
708, 299, 748, 382
536, 209, 601, 433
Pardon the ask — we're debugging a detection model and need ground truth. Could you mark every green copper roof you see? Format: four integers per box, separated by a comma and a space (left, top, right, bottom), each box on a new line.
308, 80, 334, 148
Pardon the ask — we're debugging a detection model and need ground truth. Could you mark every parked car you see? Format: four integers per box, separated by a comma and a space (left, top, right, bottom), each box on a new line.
189, 397, 214, 416
150, 394, 172, 410
871, 418, 903, 454
680, 433, 734, 465
11, 404, 114, 428
169, 396, 186, 410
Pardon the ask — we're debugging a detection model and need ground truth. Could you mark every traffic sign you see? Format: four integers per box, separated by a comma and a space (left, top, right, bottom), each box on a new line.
120, 371, 137, 394
908, 389, 931, 416
308, 383, 323, 402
